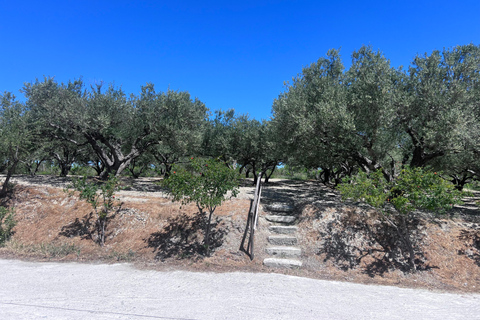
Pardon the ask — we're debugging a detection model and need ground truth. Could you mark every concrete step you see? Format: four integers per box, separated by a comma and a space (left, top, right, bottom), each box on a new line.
269, 225, 298, 234
265, 246, 301, 258
265, 215, 296, 224
264, 203, 295, 213
268, 235, 297, 246
263, 258, 302, 268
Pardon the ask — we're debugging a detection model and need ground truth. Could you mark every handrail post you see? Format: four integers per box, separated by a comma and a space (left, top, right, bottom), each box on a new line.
240, 171, 263, 260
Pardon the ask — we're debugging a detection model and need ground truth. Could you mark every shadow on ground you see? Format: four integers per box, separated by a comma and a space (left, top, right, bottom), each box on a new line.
314, 208, 436, 276
145, 213, 226, 260
59, 212, 116, 245
458, 229, 480, 267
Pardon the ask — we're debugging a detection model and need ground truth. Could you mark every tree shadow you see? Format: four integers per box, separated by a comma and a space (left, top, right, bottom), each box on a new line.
458, 229, 480, 267
260, 180, 344, 221
7, 174, 72, 188
59, 212, 116, 245
317, 211, 436, 276
59, 213, 94, 240
121, 177, 166, 193
145, 213, 226, 260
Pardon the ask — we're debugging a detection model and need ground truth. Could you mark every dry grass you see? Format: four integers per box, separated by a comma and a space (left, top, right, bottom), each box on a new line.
1, 177, 479, 293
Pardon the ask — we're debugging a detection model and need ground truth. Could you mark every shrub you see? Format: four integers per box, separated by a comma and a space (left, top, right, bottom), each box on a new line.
338, 166, 465, 272
0, 206, 16, 245
66, 174, 122, 246
162, 158, 240, 255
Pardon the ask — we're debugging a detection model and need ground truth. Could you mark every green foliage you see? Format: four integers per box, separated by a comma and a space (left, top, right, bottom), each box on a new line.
163, 158, 240, 212
338, 166, 465, 272
203, 110, 280, 183
69, 164, 96, 177
390, 168, 465, 215
272, 44, 480, 184
162, 157, 240, 255
66, 174, 122, 246
24, 79, 208, 179
338, 167, 464, 216
0, 206, 16, 245
338, 170, 389, 209
271, 165, 312, 180
0, 92, 33, 195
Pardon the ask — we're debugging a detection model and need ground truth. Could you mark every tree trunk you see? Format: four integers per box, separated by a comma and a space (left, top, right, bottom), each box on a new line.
245, 167, 251, 178
99, 218, 106, 247
406, 127, 445, 168
381, 211, 417, 272
263, 165, 276, 184
203, 208, 215, 256
450, 173, 473, 191
0, 160, 18, 197
400, 216, 416, 272
59, 163, 71, 177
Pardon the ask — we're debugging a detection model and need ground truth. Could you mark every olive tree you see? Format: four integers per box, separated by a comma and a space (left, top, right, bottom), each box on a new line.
24, 78, 208, 179
0, 92, 32, 196
397, 44, 480, 169
202, 109, 237, 166
203, 110, 280, 183
271, 49, 358, 185
272, 44, 480, 185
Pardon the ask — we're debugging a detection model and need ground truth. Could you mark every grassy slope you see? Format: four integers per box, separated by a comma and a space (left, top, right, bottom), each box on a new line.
0, 176, 479, 293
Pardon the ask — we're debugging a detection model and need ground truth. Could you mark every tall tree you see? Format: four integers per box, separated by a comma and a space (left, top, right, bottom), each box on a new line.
345, 46, 403, 180
398, 44, 480, 169
271, 44, 480, 184
24, 78, 208, 179
0, 92, 32, 196
202, 109, 237, 166
271, 49, 358, 185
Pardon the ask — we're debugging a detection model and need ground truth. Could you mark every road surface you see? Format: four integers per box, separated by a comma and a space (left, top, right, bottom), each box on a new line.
0, 259, 479, 319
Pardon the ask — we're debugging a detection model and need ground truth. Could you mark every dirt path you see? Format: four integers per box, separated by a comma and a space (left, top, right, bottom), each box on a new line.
0, 259, 479, 320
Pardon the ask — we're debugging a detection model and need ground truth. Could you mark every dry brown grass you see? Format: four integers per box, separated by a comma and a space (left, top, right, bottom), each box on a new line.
1, 177, 479, 293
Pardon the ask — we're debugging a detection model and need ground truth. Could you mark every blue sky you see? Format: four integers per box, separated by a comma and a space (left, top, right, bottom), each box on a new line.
1, 0, 479, 120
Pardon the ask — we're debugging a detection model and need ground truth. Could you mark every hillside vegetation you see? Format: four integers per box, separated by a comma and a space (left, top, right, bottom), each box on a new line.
0, 175, 479, 293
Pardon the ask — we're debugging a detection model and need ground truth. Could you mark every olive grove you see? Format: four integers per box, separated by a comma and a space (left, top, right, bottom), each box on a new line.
23, 78, 208, 179
271, 44, 480, 188
0, 44, 479, 190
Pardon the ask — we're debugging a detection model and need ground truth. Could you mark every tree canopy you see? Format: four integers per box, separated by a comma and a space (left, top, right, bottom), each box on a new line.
271, 44, 480, 187
0, 44, 478, 189
23, 78, 208, 179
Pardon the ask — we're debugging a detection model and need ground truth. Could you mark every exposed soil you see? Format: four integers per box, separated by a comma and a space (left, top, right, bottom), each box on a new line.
1, 174, 479, 293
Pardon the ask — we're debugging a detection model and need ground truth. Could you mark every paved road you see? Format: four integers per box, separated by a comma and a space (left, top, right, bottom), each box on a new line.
0, 259, 479, 319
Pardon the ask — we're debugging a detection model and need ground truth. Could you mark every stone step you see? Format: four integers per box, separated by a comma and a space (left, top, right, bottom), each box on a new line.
265, 215, 296, 224
269, 225, 298, 234
325, 192, 338, 198
264, 202, 295, 213
263, 258, 302, 268
265, 246, 301, 258
268, 235, 297, 246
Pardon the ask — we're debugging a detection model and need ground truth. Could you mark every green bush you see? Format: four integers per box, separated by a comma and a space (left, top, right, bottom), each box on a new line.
66, 174, 123, 246
70, 164, 95, 177
271, 165, 311, 180
338, 166, 465, 272
163, 157, 240, 255
0, 206, 16, 245
338, 167, 464, 215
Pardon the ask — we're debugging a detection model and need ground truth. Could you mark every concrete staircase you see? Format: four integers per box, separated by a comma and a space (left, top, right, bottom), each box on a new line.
263, 202, 302, 268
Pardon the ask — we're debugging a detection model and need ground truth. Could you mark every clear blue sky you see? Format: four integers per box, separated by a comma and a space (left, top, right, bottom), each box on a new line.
1, 0, 479, 120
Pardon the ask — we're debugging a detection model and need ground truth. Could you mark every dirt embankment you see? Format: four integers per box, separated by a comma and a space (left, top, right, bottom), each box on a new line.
1, 175, 479, 293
